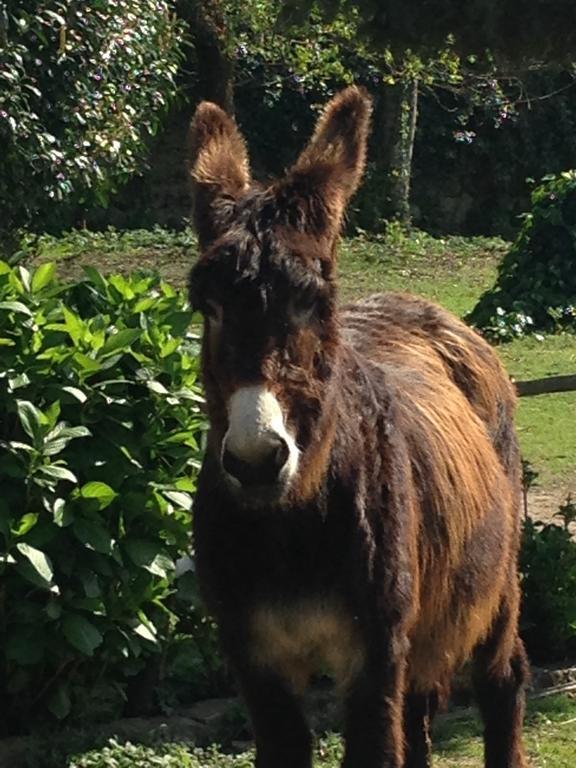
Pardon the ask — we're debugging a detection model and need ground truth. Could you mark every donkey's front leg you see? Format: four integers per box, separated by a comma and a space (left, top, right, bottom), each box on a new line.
234, 663, 312, 768
342, 632, 408, 768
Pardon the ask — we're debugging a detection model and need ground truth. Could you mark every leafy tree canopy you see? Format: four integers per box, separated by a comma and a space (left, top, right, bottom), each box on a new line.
0, 1, 183, 240
280, 0, 576, 63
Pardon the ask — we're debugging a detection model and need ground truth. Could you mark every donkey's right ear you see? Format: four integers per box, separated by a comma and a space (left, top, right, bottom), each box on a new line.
188, 103, 251, 248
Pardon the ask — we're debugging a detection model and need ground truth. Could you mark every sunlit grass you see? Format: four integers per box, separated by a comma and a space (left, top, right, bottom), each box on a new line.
45, 694, 575, 767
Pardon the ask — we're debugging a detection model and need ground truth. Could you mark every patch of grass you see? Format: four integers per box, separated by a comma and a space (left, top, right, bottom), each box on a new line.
338, 229, 505, 316
432, 693, 576, 767
18, 227, 197, 260
18, 227, 197, 286
26, 695, 575, 767
501, 336, 576, 483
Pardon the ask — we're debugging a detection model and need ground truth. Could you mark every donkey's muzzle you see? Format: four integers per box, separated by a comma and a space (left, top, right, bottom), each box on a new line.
222, 437, 290, 488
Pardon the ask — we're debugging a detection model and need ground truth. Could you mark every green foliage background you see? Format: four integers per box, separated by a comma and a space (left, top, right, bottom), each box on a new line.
0, 0, 183, 240
0, 261, 211, 734
469, 171, 576, 340
280, 0, 576, 62
520, 505, 576, 663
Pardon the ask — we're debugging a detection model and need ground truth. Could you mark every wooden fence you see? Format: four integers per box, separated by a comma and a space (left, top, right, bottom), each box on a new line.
515, 374, 576, 397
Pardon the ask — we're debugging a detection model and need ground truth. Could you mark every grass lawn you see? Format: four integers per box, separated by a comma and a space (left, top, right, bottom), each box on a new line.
20, 226, 576, 493
28, 693, 575, 767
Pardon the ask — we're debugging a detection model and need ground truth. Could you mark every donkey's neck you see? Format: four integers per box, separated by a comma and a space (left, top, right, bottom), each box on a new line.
291, 341, 383, 507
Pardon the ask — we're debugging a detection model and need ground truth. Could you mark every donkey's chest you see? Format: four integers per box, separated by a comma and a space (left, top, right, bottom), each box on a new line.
249, 600, 364, 694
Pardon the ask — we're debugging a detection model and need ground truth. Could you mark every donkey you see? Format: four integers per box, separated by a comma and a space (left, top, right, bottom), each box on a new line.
187, 87, 528, 768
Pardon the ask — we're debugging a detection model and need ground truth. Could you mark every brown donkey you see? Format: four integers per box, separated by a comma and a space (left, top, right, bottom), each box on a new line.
187, 87, 528, 768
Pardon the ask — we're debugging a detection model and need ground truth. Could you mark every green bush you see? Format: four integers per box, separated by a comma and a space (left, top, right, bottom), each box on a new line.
68, 740, 197, 768
0, 1, 183, 240
468, 171, 576, 340
520, 498, 576, 663
0, 261, 210, 734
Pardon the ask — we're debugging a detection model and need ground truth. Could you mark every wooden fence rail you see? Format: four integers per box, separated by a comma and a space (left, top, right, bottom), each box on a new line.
515, 374, 576, 397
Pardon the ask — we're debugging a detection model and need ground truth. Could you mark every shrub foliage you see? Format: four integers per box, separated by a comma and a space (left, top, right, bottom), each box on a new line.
0, 261, 207, 733
520, 499, 576, 662
468, 171, 576, 340
281, 0, 576, 62
0, 1, 183, 238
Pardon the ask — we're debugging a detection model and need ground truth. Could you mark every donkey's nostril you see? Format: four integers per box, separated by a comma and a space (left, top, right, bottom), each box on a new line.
222, 437, 290, 487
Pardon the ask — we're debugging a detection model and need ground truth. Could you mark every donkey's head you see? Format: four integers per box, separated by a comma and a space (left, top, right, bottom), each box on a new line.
188, 87, 372, 506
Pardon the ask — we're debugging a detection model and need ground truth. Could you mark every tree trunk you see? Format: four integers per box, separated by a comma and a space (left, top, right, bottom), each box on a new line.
375, 77, 419, 224
178, 0, 235, 115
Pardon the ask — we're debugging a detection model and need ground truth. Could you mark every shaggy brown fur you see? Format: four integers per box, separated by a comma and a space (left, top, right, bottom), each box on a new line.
188, 86, 528, 768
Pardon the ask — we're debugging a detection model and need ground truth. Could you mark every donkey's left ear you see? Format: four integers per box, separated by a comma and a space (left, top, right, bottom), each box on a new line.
188, 102, 251, 248
277, 86, 372, 236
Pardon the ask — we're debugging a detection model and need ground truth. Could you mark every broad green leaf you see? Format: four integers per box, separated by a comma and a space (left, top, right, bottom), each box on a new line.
99, 328, 141, 358
72, 352, 102, 373
16, 543, 54, 584
8, 373, 30, 391
176, 571, 197, 603
162, 430, 199, 448
52, 497, 73, 527
44, 424, 91, 456
70, 597, 106, 614
12, 513, 39, 537
63, 306, 85, 345
133, 296, 156, 312
160, 338, 180, 358
174, 477, 196, 492
61, 386, 87, 403
47, 684, 71, 720
0, 300, 33, 316
37, 464, 77, 484
164, 490, 193, 511
80, 481, 117, 510
82, 265, 108, 293
133, 621, 157, 644
147, 380, 169, 395
80, 570, 101, 598
31, 262, 56, 293
73, 517, 114, 555
108, 274, 134, 300
44, 9, 67, 25
126, 539, 175, 578
45, 400, 61, 428
9, 440, 35, 453
146, 553, 175, 579
18, 265, 31, 292
46, 599, 62, 619
16, 400, 46, 445
52, 425, 92, 441
62, 614, 103, 656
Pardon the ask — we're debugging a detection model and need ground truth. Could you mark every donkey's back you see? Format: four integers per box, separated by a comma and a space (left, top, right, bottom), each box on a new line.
342, 291, 522, 692
342, 291, 517, 455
